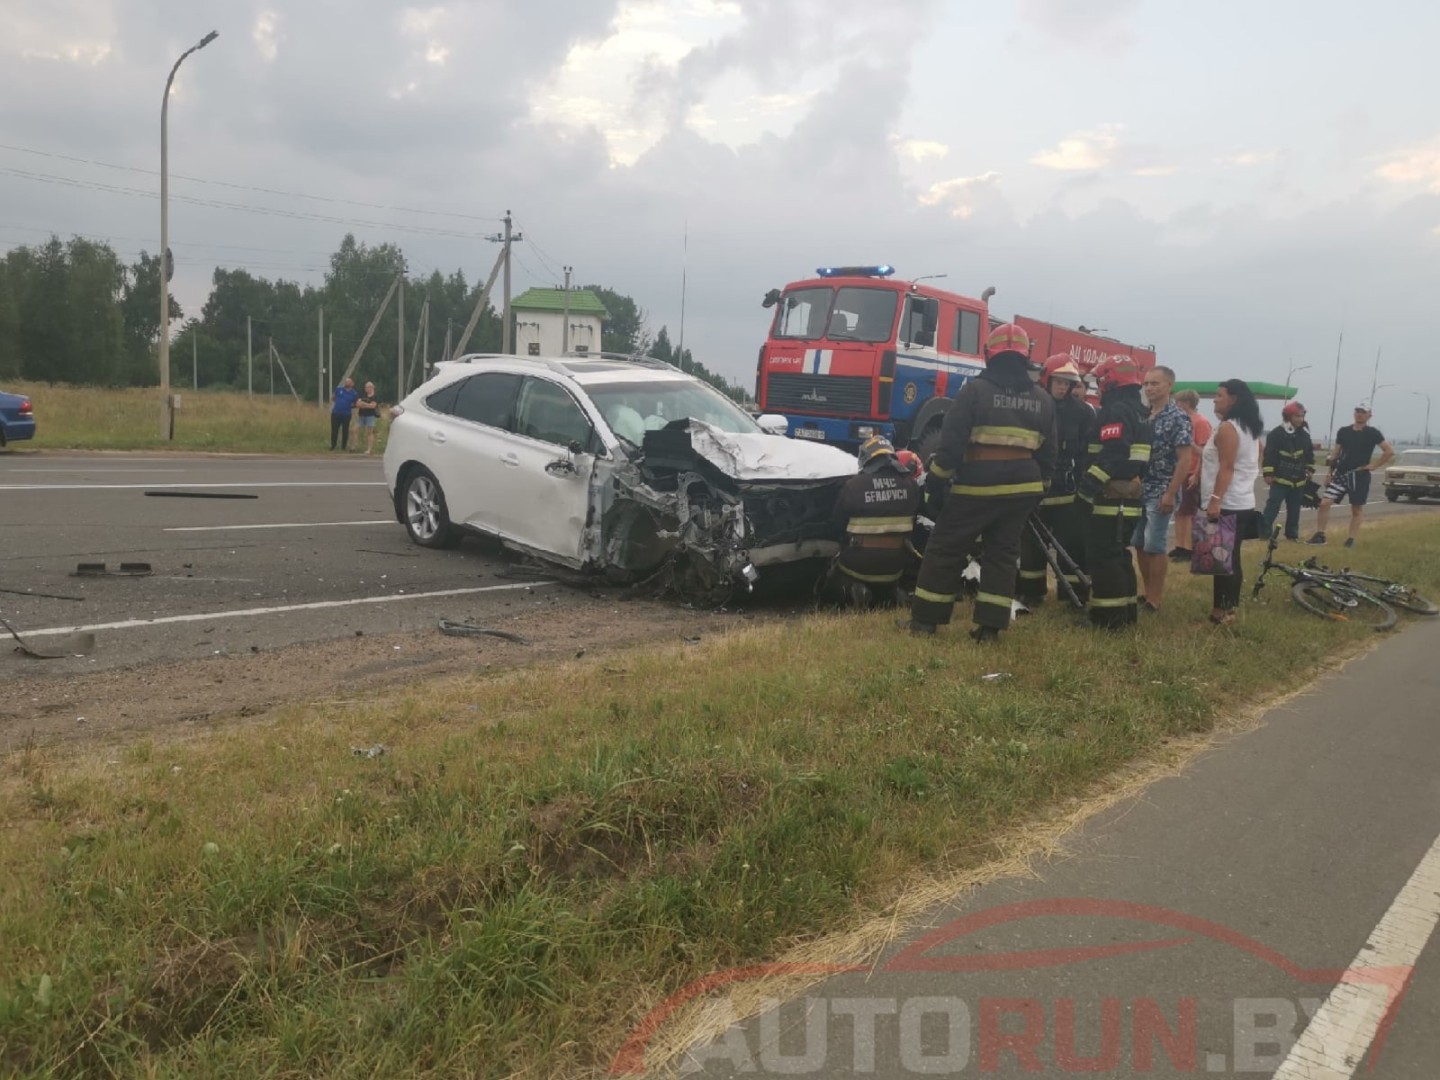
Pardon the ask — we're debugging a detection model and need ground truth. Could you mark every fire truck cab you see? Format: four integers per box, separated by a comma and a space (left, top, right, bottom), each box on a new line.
754, 266, 1155, 457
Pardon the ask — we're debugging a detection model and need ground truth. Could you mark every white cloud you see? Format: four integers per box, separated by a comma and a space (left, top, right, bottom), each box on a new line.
402, 7, 448, 35
1222, 149, 1279, 167
918, 172, 1002, 219
425, 44, 449, 66
1133, 165, 1179, 177
253, 11, 280, 63
1031, 124, 1124, 171
892, 137, 949, 163
1375, 140, 1440, 194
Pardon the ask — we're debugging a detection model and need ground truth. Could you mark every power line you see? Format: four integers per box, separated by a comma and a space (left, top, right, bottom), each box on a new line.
0, 140, 505, 224
0, 166, 496, 240
0, 220, 334, 257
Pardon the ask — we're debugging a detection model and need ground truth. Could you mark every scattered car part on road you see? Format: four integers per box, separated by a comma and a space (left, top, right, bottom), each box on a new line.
0, 616, 94, 659
144, 490, 260, 499
70, 562, 153, 577
436, 619, 530, 644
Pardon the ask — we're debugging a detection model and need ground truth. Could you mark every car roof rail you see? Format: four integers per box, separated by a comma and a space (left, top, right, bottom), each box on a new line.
563, 350, 680, 371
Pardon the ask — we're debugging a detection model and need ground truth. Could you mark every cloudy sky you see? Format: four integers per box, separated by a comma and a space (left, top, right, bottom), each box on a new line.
4, 0, 1439, 437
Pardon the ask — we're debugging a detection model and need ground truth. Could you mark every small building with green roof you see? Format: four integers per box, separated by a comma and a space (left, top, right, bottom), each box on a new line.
512, 287, 609, 357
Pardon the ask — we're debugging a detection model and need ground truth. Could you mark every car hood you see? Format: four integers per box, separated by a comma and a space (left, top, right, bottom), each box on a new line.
642, 419, 857, 484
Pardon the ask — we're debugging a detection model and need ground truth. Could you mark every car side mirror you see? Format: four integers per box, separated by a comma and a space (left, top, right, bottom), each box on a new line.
567, 439, 584, 455
757, 414, 789, 436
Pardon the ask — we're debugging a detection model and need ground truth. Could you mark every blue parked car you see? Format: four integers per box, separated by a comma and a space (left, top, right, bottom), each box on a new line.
0, 389, 36, 446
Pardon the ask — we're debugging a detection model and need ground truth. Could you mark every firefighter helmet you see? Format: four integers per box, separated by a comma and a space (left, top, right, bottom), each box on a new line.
983, 322, 1031, 363
1282, 400, 1307, 421
857, 435, 896, 468
1042, 353, 1082, 388
1091, 355, 1143, 392
894, 449, 922, 476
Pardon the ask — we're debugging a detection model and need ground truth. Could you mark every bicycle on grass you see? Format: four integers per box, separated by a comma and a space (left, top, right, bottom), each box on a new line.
1252, 528, 1399, 631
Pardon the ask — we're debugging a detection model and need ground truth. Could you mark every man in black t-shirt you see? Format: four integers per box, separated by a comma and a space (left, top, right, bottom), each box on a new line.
1307, 403, 1394, 548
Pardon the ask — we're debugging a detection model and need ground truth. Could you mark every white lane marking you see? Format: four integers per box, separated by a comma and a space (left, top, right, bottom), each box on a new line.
13, 582, 551, 639
1272, 828, 1440, 1078
0, 481, 385, 491
9, 468, 189, 473
164, 520, 386, 532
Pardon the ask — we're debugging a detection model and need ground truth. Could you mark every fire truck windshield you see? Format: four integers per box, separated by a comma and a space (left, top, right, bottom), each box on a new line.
772, 286, 898, 343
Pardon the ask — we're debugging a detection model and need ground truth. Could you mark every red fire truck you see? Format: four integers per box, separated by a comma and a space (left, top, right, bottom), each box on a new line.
754, 266, 1155, 456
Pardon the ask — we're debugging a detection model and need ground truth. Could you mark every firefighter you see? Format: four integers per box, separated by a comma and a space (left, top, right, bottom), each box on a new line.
900, 323, 1057, 642
1261, 400, 1316, 541
1017, 355, 1095, 605
820, 435, 922, 607
1078, 356, 1153, 629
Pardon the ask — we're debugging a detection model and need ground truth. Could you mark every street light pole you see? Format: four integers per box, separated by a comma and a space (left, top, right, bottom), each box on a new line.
1412, 391, 1432, 447
159, 29, 218, 439
1283, 362, 1312, 399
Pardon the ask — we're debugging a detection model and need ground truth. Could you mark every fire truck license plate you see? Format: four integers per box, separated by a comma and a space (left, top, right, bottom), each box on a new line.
794, 428, 825, 440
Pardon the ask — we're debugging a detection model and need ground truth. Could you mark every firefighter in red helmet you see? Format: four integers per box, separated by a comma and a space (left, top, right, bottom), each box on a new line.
1261, 400, 1315, 541
820, 435, 922, 608
1017, 354, 1095, 605
1078, 355, 1152, 629
899, 323, 1057, 642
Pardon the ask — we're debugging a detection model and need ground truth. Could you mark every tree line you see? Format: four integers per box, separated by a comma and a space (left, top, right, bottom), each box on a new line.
0, 233, 751, 404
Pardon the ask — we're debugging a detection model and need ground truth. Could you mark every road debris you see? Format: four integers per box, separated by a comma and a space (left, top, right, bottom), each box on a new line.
351, 744, 387, 759
437, 619, 529, 645
71, 562, 153, 578
0, 616, 95, 659
144, 491, 259, 500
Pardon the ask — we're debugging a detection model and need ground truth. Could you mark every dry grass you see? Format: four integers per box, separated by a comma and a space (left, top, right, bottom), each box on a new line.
0, 516, 1436, 1078
4, 381, 382, 454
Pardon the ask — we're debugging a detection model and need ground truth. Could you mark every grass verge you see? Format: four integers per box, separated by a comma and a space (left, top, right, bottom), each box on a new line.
1, 517, 1437, 1078
3, 381, 381, 454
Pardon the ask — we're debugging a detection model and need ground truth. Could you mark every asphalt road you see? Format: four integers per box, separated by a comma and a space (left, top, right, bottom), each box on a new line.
677, 617, 1440, 1079
0, 454, 1431, 678
0, 452, 604, 674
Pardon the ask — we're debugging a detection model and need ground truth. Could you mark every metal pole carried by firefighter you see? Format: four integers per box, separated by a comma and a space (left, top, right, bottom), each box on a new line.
1017, 355, 1095, 606
1077, 356, 1153, 629
899, 323, 1057, 643
818, 436, 923, 608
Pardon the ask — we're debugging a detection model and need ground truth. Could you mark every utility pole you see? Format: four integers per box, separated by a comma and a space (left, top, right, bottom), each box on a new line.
422, 302, 430, 379
317, 305, 324, 407
397, 277, 405, 401
192, 330, 197, 390
328, 333, 333, 390
247, 315, 253, 396
1367, 345, 1382, 406
442, 320, 452, 370
487, 210, 523, 354
268, 335, 273, 396
1326, 329, 1344, 452
561, 265, 572, 355
678, 218, 688, 370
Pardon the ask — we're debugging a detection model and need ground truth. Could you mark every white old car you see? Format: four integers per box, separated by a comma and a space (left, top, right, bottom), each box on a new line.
1383, 448, 1440, 503
382, 354, 859, 598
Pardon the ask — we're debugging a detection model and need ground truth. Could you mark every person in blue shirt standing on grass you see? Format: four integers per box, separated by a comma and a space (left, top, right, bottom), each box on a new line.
331, 376, 358, 451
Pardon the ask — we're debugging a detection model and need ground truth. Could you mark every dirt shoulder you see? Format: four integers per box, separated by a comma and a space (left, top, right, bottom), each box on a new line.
0, 591, 768, 756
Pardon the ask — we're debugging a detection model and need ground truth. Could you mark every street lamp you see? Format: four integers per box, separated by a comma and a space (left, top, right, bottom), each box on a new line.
1412, 391, 1432, 447
1283, 362, 1312, 398
1370, 382, 1396, 409
159, 29, 218, 439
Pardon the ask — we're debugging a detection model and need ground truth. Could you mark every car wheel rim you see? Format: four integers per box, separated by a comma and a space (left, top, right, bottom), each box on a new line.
407, 476, 440, 539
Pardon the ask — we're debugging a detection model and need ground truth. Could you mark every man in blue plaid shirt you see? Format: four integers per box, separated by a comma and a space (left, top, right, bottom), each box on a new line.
1134, 366, 1192, 611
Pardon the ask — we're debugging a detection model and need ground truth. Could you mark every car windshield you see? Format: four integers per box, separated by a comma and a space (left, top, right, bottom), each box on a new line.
1399, 451, 1440, 468
585, 380, 761, 446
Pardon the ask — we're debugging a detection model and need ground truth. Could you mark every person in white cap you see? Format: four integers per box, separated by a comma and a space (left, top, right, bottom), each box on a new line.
1307, 402, 1394, 548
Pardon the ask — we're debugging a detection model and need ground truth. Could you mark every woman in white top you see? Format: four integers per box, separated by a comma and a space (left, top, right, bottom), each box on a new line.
1199, 379, 1264, 625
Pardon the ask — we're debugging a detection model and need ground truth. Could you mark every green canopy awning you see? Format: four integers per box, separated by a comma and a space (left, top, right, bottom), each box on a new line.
1172, 381, 1295, 400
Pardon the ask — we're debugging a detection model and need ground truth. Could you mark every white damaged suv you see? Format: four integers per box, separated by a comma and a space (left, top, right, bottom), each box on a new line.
382, 354, 858, 598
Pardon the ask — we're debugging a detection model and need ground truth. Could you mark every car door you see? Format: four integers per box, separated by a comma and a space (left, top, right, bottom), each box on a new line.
424, 371, 522, 533
487, 376, 600, 564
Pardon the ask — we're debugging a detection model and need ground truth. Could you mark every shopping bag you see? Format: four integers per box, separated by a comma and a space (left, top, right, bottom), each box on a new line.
1191, 514, 1238, 576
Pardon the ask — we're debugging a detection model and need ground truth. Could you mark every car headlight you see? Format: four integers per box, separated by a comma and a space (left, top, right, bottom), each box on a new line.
855, 425, 876, 438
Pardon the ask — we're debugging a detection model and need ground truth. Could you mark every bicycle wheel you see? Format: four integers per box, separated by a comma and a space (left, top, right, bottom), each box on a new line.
1291, 582, 1398, 631
1346, 578, 1440, 616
